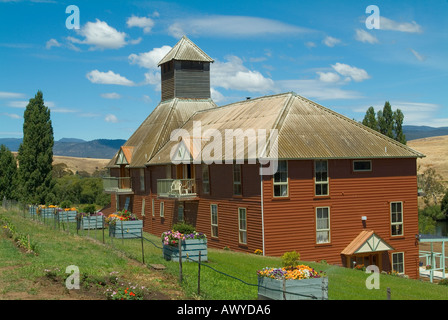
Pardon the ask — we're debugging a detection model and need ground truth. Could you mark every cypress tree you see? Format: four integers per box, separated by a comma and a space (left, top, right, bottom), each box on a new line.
393, 109, 406, 144
17, 91, 55, 205
381, 101, 394, 139
362, 106, 378, 130
0, 144, 18, 201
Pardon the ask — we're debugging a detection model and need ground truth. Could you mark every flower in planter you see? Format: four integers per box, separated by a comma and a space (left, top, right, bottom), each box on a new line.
257, 265, 324, 280
254, 249, 263, 255
161, 229, 207, 246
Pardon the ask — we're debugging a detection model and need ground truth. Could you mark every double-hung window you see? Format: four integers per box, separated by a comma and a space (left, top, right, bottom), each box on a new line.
160, 201, 164, 218
210, 204, 218, 238
238, 208, 247, 244
316, 207, 330, 244
233, 164, 242, 196
391, 202, 403, 236
273, 160, 288, 197
315, 160, 329, 196
202, 164, 210, 194
392, 252, 404, 274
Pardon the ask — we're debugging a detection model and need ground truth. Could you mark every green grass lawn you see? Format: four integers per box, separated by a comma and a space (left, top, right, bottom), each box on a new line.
1, 208, 448, 300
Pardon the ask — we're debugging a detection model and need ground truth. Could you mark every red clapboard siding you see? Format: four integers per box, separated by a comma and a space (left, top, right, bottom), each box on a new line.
262, 158, 419, 279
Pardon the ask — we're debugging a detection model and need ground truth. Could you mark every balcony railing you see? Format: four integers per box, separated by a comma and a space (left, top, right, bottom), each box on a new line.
157, 179, 197, 199
103, 177, 133, 194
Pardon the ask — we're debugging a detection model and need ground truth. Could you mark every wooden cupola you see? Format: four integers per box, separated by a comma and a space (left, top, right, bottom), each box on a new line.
158, 36, 214, 101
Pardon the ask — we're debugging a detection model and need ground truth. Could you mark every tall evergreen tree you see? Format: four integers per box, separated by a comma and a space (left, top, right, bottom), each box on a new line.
0, 144, 18, 201
381, 101, 394, 139
362, 106, 378, 130
393, 109, 406, 145
17, 91, 55, 204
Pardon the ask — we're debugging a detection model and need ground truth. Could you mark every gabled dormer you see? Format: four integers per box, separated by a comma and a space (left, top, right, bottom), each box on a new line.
158, 35, 214, 101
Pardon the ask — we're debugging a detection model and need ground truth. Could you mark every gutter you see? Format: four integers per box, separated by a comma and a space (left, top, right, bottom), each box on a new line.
260, 162, 265, 256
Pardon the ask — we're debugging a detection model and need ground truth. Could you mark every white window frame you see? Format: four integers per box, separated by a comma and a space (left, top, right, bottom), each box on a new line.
392, 252, 405, 274
391, 201, 404, 236
160, 201, 165, 218
353, 160, 372, 172
316, 207, 330, 244
210, 204, 218, 238
238, 207, 247, 244
273, 160, 288, 198
151, 198, 155, 217
315, 160, 329, 196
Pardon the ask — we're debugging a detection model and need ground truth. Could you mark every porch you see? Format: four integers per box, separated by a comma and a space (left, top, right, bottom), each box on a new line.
418, 234, 448, 283
157, 179, 197, 200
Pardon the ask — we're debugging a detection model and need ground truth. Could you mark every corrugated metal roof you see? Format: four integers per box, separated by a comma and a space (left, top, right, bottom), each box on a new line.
158, 36, 214, 66
106, 98, 217, 168
147, 92, 424, 165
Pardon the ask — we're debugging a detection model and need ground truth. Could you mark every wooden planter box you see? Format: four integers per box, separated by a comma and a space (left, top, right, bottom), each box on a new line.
257, 276, 328, 300
163, 239, 207, 262
57, 211, 77, 223
40, 208, 56, 219
109, 220, 143, 239
79, 216, 105, 230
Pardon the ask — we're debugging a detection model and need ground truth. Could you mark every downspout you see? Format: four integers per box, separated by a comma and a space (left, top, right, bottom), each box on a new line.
260, 162, 265, 256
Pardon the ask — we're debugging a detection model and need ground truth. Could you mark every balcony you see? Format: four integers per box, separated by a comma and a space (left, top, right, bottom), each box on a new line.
157, 179, 197, 200
103, 177, 134, 194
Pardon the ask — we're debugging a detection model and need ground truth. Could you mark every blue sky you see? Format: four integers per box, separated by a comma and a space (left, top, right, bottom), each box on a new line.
0, 0, 447, 141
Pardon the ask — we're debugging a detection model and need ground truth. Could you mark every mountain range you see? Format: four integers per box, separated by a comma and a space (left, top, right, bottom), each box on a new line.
0, 125, 447, 159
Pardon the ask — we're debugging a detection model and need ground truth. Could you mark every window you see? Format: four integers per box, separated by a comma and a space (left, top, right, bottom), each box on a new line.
392, 252, 404, 274
139, 168, 145, 191
353, 160, 372, 172
315, 160, 329, 196
151, 199, 155, 217
233, 164, 242, 196
210, 204, 218, 238
160, 201, 165, 218
391, 202, 403, 236
273, 160, 288, 197
238, 208, 247, 244
141, 199, 145, 217
178, 205, 184, 222
202, 164, 210, 194
316, 207, 330, 244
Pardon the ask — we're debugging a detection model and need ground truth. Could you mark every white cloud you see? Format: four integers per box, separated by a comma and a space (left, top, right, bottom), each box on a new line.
354, 29, 379, 44
380, 17, 423, 33
317, 72, 340, 83
7, 100, 28, 108
210, 87, 225, 103
409, 48, 426, 62
68, 19, 136, 50
323, 36, 341, 47
86, 70, 135, 86
305, 41, 316, 49
0, 91, 25, 99
211, 55, 275, 93
100, 92, 122, 99
331, 63, 370, 82
45, 38, 61, 49
168, 15, 312, 38
128, 46, 172, 69
126, 15, 155, 34
1, 112, 20, 119
105, 114, 118, 123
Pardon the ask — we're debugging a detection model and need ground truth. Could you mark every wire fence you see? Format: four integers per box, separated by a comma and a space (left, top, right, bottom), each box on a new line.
2, 199, 426, 300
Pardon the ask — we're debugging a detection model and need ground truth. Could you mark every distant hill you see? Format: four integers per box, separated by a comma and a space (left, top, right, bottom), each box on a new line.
403, 125, 448, 141
0, 138, 125, 159
408, 135, 448, 182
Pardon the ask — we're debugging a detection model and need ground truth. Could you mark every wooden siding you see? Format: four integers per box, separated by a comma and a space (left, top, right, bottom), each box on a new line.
262, 158, 420, 279
173, 61, 211, 99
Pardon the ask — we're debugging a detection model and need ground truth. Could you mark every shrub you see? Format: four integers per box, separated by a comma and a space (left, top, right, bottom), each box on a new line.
281, 251, 300, 267
438, 278, 448, 286
82, 204, 96, 214
172, 222, 196, 234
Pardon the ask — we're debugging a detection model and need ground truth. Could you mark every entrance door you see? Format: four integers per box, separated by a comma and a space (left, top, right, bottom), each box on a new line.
350, 253, 381, 271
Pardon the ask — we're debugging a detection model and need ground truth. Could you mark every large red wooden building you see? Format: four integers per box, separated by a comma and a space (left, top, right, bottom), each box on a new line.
103, 36, 424, 279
